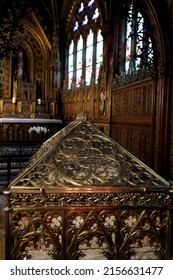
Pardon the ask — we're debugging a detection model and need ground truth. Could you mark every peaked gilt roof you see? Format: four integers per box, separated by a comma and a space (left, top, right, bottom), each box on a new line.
9, 113, 169, 190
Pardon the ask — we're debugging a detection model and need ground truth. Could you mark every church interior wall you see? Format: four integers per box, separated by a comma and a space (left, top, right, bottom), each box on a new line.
0, 0, 173, 260
0, 0, 172, 179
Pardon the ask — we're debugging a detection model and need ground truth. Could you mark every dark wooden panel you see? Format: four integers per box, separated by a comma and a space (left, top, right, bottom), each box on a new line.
111, 124, 152, 167
111, 116, 151, 126
112, 80, 154, 118
111, 79, 155, 167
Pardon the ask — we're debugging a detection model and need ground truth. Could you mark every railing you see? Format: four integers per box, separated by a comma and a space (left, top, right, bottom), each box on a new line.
0, 140, 42, 191
0, 118, 63, 192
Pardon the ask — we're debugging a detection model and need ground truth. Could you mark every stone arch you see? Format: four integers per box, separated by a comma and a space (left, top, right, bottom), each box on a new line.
12, 40, 34, 83
12, 17, 52, 100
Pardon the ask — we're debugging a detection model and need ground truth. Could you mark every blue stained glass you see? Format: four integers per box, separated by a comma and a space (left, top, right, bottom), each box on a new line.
82, 15, 88, 26
92, 8, 99, 20
88, 0, 94, 7
78, 3, 84, 13
73, 21, 79, 32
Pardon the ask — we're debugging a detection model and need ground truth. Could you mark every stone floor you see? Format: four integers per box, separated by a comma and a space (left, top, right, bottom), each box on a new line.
0, 194, 5, 260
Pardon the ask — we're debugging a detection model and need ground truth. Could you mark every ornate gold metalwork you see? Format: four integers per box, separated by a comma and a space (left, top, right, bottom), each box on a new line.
9, 192, 172, 208
4, 113, 173, 260
7, 208, 171, 260
9, 113, 169, 189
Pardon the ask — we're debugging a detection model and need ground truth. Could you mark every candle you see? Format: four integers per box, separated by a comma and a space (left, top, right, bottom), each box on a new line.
38, 98, 41, 105
13, 80, 17, 97
12, 97, 16, 104
18, 101, 22, 114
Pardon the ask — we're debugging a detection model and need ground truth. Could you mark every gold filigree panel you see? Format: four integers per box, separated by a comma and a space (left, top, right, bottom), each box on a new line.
10, 211, 63, 260
12, 120, 168, 187
119, 210, 169, 260
6, 116, 171, 260
9, 192, 172, 208
8, 208, 170, 260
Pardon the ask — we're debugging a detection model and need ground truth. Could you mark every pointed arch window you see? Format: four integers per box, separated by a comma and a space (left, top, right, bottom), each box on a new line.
121, 0, 154, 75
96, 29, 104, 81
86, 30, 93, 85
68, 40, 74, 88
67, 0, 103, 88
76, 36, 83, 86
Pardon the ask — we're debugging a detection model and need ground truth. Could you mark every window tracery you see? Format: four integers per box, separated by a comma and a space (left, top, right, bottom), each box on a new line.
66, 0, 103, 89
120, 0, 154, 76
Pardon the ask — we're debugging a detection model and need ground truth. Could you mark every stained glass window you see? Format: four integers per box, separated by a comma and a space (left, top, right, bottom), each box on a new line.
67, 0, 103, 88
96, 29, 103, 82
68, 41, 74, 88
76, 36, 83, 87
123, 1, 153, 74
86, 30, 93, 85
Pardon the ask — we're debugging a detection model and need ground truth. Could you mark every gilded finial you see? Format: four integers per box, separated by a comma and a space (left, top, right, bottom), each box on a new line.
76, 112, 88, 120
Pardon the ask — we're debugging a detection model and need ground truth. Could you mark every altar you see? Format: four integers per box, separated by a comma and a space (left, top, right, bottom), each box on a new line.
0, 118, 62, 141
0, 117, 63, 191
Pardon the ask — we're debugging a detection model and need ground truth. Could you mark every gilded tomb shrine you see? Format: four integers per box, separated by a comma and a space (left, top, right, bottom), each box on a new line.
4, 113, 173, 260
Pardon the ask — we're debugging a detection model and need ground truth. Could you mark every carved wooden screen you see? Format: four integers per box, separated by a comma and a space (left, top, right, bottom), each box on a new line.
111, 80, 154, 167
